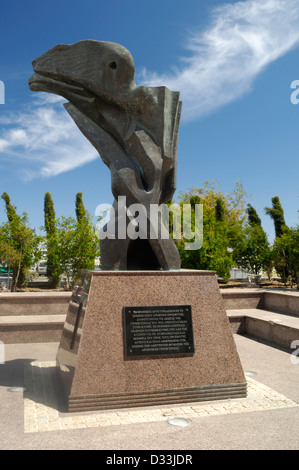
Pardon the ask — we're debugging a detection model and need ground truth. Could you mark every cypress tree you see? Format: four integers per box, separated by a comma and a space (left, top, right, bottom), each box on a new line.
74, 192, 99, 273
44, 192, 60, 287
265, 196, 289, 283
247, 204, 262, 227
215, 197, 226, 222
1, 192, 17, 223
75, 192, 87, 224
265, 196, 287, 238
44, 192, 56, 235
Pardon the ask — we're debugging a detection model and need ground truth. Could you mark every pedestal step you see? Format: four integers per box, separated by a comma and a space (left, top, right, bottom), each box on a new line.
68, 382, 248, 412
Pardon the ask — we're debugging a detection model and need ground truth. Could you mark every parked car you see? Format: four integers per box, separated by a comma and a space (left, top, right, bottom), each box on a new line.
38, 262, 47, 275
29, 264, 38, 275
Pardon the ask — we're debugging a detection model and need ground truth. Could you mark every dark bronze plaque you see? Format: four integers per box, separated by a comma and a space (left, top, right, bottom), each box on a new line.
123, 305, 195, 357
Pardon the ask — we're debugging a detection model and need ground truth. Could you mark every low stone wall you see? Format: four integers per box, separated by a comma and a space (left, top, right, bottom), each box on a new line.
221, 289, 299, 316
244, 316, 299, 349
221, 289, 264, 310
263, 291, 299, 317
1, 289, 298, 317
0, 317, 65, 344
0, 288, 298, 345
0, 292, 71, 316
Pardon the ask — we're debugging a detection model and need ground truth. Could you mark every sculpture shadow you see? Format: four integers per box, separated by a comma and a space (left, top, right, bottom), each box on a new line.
0, 358, 34, 388
0, 359, 67, 413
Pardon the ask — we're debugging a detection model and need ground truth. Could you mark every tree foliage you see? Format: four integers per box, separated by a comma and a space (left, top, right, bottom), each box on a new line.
42, 193, 100, 288
1, 192, 16, 222
265, 196, 290, 283
75, 192, 87, 224
265, 196, 287, 238
179, 180, 248, 223
232, 204, 272, 277
44, 192, 60, 288
0, 193, 42, 290
215, 197, 226, 222
233, 226, 272, 276
174, 181, 248, 282
47, 215, 100, 287
44, 192, 56, 235
272, 226, 299, 288
247, 203, 262, 227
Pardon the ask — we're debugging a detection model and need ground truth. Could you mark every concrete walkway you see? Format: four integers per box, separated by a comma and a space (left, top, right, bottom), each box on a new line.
1, 334, 299, 450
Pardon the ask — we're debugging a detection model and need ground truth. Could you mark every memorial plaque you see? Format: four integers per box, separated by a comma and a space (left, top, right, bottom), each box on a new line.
123, 305, 195, 358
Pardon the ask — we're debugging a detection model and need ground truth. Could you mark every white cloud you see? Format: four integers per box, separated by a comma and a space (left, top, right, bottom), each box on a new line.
139, 0, 299, 121
0, 137, 10, 152
0, 95, 98, 180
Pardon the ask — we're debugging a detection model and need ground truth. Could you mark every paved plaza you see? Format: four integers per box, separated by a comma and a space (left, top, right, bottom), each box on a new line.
1, 333, 299, 450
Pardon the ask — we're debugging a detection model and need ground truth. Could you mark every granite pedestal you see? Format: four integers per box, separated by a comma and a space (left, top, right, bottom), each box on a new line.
56, 270, 246, 412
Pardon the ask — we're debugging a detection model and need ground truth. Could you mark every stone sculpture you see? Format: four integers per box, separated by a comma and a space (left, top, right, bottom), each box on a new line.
29, 40, 182, 270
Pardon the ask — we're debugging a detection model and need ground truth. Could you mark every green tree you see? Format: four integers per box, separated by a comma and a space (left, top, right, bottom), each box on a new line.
44, 192, 61, 288
1, 192, 16, 222
75, 192, 87, 224
233, 205, 272, 279
1, 194, 42, 290
42, 193, 100, 288
247, 203, 262, 227
265, 196, 287, 238
233, 225, 271, 277
74, 193, 99, 273
265, 196, 289, 282
175, 181, 247, 282
54, 215, 100, 286
179, 180, 248, 224
0, 231, 22, 288
215, 197, 226, 222
272, 226, 299, 288
44, 192, 56, 234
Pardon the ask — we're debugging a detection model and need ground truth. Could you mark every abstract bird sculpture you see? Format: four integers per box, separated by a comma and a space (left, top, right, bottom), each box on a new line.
29, 40, 182, 270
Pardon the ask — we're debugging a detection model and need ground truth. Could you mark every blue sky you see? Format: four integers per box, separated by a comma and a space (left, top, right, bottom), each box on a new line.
0, 0, 299, 243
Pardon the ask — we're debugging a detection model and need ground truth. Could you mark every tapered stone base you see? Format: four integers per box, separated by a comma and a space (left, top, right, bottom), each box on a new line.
56, 270, 246, 412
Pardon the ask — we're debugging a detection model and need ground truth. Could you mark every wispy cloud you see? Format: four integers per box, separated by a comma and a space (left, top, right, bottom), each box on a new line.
0, 94, 98, 180
139, 0, 299, 121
